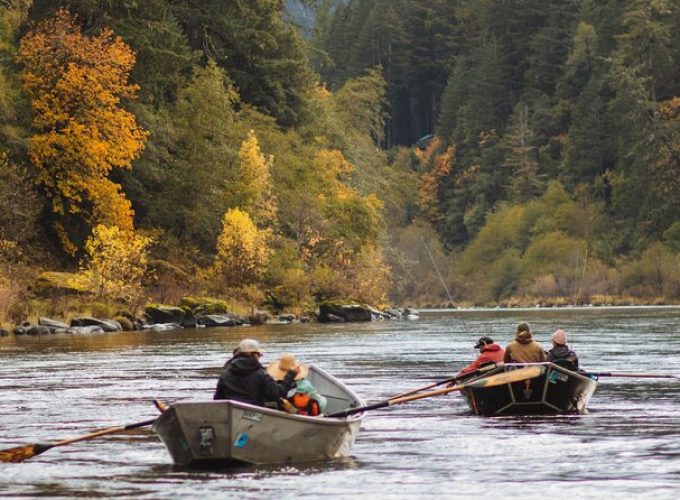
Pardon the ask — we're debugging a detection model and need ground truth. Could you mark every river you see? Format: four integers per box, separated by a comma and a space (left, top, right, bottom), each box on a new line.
1, 307, 680, 499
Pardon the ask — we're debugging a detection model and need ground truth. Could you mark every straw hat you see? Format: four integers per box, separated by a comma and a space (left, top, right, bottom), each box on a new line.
266, 353, 308, 381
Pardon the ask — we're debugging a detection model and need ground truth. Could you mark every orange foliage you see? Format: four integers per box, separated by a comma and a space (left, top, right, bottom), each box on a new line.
17, 9, 147, 253
416, 146, 455, 224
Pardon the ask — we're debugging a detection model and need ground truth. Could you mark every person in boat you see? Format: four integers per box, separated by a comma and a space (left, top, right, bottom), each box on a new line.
213, 338, 299, 406
456, 336, 505, 376
546, 329, 579, 371
503, 322, 547, 363
267, 353, 327, 416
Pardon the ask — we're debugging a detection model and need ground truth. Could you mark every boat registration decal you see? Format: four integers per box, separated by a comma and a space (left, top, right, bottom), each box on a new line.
241, 410, 263, 422
234, 432, 249, 448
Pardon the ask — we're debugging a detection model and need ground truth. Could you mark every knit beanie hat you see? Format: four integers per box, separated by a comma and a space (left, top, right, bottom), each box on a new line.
552, 329, 568, 345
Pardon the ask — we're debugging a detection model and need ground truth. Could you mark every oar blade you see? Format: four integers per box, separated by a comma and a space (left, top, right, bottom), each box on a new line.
0, 443, 51, 463
465, 366, 545, 389
153, 399, 170, 412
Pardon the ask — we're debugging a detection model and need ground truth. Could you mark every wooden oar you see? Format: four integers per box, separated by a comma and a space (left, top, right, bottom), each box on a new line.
588, 372, 680, 379
386, 363, 500, 400
0, 418, 157, 463
327, 365, 544, 418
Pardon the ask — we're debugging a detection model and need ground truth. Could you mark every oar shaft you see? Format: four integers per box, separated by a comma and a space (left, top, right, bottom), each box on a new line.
589, 372, 679, 379
328, 366, 545, 418
387, 363, 500, 400
53, 418, 157, 447
327, 400, 390, 418
0, 417, 158, 462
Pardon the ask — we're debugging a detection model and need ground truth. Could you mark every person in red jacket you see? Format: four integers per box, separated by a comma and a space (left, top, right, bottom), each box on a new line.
457, 336, 505, 376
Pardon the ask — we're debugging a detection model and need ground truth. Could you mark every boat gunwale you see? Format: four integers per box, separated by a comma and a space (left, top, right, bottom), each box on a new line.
475, 362, 598, 385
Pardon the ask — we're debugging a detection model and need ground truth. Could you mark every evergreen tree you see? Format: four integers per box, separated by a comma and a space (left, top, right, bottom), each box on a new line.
170, 0, 316, 127
147, 61, 240, 251
503, 102, 543, 202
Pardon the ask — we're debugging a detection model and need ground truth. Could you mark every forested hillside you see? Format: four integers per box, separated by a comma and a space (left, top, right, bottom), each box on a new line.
0, 1, 679, 328
315, 0, 680, 305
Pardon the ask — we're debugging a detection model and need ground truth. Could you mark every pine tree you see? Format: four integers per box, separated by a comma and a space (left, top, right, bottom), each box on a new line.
504, 102, 543, 202
171, 0, 315, 127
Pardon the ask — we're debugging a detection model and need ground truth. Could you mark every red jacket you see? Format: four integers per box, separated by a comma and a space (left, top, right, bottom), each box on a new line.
458, 343, 505, 375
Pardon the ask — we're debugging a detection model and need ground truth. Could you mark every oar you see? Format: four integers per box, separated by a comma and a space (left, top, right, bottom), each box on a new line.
0, 417, 157, 463
588, 372, 680, 379
327, 365, 544, 418
153, 399, 170, 412
386, 363, 500, 400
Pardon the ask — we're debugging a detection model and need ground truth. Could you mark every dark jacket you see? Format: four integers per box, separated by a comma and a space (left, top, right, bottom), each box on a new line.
458, 343, 505, 375
547, 344, 579, 371
213, 354, 296, 406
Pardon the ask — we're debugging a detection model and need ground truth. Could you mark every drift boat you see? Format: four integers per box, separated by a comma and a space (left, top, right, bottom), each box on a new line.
153, 364, 364, 467
458, 362, 597, 416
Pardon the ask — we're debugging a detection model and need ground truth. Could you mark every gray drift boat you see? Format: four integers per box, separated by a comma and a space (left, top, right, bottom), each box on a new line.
458, 362, 597, 416
153, 365, 365, 467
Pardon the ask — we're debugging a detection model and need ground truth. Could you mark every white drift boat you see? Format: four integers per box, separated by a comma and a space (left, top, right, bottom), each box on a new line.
153, 365, 365, 467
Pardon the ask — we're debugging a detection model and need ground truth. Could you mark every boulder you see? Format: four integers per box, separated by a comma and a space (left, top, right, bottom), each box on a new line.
69, 325, 105, 334
70, 317, 122, 332
249, 310, 271, 325
324, 313, 344, 323
144, 305, 185, 325
404, 308, 420, 320
317, 303, 372, 323
142, 323, 182, 332
33, 271, 89, 297
197, 314, 242, 327
180, 309, 197, 328
39, 317, 69, 332
366, 306, 391, 320
26, 325, 51, 336
384, 308, 404, 319
180, 297, 229, 315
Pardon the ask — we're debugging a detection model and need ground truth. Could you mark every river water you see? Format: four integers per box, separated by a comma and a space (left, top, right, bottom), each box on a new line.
1, 307, 680, 499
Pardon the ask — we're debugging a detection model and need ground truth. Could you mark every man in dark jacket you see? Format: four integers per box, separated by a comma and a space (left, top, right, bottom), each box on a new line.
213, 338, 299, 406
546, 329, 579, 371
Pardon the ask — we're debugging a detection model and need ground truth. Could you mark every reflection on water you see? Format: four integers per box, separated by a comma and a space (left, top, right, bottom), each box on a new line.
1, 307, 680, 498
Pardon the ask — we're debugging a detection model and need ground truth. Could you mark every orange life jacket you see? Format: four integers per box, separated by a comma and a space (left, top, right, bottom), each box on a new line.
289, 392, 321, 416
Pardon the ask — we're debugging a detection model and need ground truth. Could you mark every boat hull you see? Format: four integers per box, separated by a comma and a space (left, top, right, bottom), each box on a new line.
459, 363, 597, 416
153, 365, 364, 466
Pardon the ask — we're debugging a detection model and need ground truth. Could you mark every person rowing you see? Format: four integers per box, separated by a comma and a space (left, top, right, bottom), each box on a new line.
456, 336, 505, 376
213, 338, 299, 407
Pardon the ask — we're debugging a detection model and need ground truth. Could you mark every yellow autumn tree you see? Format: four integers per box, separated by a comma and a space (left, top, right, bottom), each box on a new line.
228, 130, 277, 227
417, 145, 454, 226
75, 224, 152, 303
17, 9, 148, 254
214, 208, 271, 287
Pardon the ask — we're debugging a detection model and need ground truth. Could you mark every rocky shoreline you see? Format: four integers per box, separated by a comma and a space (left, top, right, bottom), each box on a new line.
1, 301, 421, 337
